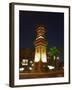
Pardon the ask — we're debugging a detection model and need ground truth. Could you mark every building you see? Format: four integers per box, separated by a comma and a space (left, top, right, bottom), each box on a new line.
34, 25, 48, 72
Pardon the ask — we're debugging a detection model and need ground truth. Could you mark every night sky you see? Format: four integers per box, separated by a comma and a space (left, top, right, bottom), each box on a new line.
19, 11, 64, 49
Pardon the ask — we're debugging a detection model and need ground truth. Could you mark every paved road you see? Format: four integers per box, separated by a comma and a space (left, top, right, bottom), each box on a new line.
19, 70, 64, 79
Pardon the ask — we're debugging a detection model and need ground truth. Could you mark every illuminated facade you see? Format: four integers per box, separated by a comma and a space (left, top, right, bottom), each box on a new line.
34, 25, 47, 71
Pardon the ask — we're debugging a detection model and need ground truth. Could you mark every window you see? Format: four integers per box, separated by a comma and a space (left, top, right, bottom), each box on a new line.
22, 59, 28, 66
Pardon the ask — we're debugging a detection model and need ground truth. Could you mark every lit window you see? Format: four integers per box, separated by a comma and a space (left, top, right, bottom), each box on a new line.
32, 64, 34, 66
57, 56, 59, 60
23, 59, 25, 62
30, 61, 33, 64
29, 67, 32, 70
22, 59, 28, 66
19, 68, 24, 71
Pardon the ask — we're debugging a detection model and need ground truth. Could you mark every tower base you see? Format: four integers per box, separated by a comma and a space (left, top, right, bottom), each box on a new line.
33, 61, 48, 72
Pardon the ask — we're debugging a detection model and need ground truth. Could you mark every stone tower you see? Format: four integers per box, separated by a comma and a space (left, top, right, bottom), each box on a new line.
34, 25, 47, 72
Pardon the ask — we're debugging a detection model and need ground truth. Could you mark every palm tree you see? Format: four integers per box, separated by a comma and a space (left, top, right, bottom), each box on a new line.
49, 47, 59, 68
49, 47, 59, 59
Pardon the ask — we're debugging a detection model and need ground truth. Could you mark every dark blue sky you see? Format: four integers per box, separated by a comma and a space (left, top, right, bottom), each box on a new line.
19, 11, 64, 49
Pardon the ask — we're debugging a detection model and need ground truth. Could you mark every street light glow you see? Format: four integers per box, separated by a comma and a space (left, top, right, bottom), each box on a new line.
48, 65, 55, 70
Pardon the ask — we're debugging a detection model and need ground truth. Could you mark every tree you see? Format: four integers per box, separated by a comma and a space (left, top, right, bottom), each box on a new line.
49, 47, 59, 60
49, 47, 60, 68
